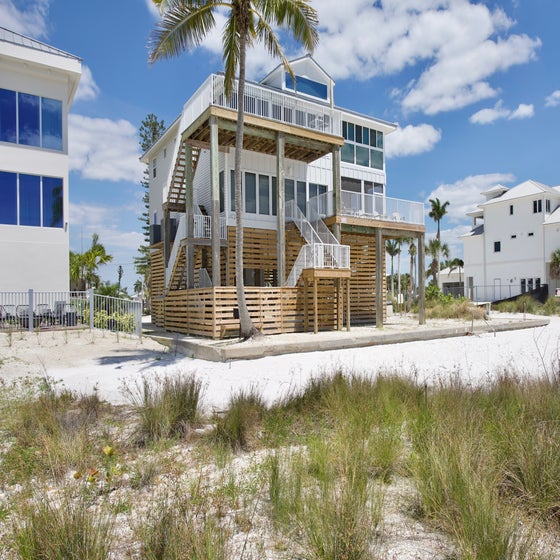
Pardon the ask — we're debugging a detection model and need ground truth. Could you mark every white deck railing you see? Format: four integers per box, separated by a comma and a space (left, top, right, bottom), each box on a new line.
180, 74, 341, 136
308, 191, 425, 226
193, 214, 227, 240
286, 243, 350, 287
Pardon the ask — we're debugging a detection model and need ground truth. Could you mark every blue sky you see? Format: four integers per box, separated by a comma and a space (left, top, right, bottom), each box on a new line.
4, 0, 560, 291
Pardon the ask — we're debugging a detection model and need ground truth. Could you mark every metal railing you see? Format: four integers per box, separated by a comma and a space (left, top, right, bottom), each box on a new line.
286, 200, 322, 244
286, 243, 350, 287
0, 289, 142, 336
194, 214, 227, 240
466, 284, 528, 303
308, 191, 425, 225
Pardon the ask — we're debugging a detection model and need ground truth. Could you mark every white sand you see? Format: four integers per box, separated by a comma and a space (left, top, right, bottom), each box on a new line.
1, 313, 559, 411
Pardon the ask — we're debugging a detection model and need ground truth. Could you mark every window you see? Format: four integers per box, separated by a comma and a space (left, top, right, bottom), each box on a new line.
0, 88, 63, 150
536, 278, 541, 289
271, 177, 277, 216
528, 278, 534, 291
0, 171, 63, 227
521, 279, 526, 293
245, 172, 257, 213
0, 89, 16, 143
297, 181, 306, 214
494, 241, 501, 252
511, 234, 517, 239
533, 199, 542, 213
258, 174, 270, 215
341, 177, 361, 192
41, 97, 62, 150
509, 205, 513, 215
546, 199, 551, 213
528, 232, 534, 237
0, 171, 17, 224
285, 73, 328, 100
152, 158, 157, 178
18, 93, 40, 147
341, 120, 384, 170
285, 179, 294, 203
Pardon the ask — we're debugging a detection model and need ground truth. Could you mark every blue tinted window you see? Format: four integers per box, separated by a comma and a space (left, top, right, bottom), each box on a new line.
18, 93, 40, 147
285, 73, 328, 100
43, 176, 64, 228
258, 175, 270, 215
19, 174, 41, 226
297, 181, 306, 214
285, 179, 294, 202
0, 89, 16, 143
0, 171, 17, 224
370, 149, 383, 170
341, 142, 354, 163
41, 97, 63, 150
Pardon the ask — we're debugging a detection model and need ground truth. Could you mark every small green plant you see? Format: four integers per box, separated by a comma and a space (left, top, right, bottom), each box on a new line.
13, 491, 114, 560
212, 387, 266, 451
124, 373, 203, 444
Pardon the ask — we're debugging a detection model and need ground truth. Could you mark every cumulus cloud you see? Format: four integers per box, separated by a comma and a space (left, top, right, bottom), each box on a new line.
385, 124, 442, 158
310, 1, 540, 116
69, 115, 142, 183
426, 173, 516, 224
0, 0, 50, 38
470, 100, 534, 124
144, 0, 160, 19
545, 90, 560, 108
74, 66, 100, 102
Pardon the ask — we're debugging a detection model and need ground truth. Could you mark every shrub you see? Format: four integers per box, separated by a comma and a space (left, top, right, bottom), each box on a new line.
14, 491, 114, 560
124, 373, 203, 444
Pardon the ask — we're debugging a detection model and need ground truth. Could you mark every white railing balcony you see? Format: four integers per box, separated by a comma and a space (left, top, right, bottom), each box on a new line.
193, 214, 227, 240
179, 73, 341, 140
311, 243, 350, 269
308, 191, 425, 226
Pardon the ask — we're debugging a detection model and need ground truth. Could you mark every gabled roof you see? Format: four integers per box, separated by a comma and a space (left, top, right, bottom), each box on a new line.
0, 26, 81, 61
461, 224, 484, 237
481, 184, 508, 200
544, 206, 560, 225
260, 54, 334, 86
480, 180, 560, 206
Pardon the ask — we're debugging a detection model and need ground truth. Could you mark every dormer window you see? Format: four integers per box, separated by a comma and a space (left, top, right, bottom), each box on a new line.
285, 73, 328, 100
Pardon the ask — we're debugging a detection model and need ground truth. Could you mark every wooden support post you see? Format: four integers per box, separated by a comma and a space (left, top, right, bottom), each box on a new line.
163, 204, 171, 267
313, 279, 318, 334
210, 117, 220, 286
185, 144, 195, 288
337, 278, 342, 331
346, 278, 351, 331
332, 146, 341, 242
375, 227, 384, 329
276, 132, 286, 286
418, 232, 426, 325
304, 278, 309, 332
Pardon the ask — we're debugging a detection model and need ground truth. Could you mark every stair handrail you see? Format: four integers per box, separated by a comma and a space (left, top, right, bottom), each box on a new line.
285, 200, 322, 245
165, 213, 187, 288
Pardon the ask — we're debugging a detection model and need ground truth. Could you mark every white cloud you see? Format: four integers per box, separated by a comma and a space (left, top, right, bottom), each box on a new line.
74, 66, 100, 102
0, 0, 50, 38
69, 115, 142, 183
545, 90, 560, 108
426, 173, 516, 224
144, 0, 160, 18
311, 0, 540, 116
470, 100, 534, 124
385, 124, 441, 158
509, 103, 534, 120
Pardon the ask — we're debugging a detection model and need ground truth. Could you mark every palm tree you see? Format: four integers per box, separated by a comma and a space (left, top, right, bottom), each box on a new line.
428, 197, 450, 242
426, 238, 449, 286
149, 0, 318, 339
83, 233, 113, 289
386, 240, 400, 296
408, 239, 417, 298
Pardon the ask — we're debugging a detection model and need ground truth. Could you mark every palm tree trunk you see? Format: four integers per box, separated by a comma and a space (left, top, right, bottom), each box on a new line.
234, 22, 257, 339
397, 245, 401, 313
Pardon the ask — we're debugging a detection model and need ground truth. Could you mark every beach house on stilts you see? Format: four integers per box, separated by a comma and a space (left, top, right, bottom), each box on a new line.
143, 56, 426, 338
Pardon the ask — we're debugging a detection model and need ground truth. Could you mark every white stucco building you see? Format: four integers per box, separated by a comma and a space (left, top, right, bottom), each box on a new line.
462, 180, 560, 301
0, 27, 81, 292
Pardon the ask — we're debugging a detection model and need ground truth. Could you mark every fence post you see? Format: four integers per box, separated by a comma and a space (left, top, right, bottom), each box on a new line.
28, 289, 34, 333
89, 288, 95, 330
134, 301, 142, 337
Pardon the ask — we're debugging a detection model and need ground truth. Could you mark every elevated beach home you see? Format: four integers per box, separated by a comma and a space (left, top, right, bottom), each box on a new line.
0, 27, 81, 291
143, 56, 426, 338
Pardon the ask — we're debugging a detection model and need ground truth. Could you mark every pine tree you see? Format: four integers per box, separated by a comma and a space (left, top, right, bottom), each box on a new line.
134, 114, 165, 298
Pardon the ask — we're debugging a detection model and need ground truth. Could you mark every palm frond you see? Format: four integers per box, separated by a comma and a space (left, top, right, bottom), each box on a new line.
221, 10, 241, 98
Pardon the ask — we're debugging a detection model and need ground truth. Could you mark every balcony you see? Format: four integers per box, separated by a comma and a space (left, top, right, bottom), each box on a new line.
307, 191, 425, 226
180, 74, 341, 138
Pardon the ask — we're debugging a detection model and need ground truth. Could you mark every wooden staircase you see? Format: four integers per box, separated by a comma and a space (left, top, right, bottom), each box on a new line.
166, 140, 201, 212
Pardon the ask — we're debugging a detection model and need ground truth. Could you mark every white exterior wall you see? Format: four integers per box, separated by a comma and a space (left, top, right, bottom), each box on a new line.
0, 36, 81, 292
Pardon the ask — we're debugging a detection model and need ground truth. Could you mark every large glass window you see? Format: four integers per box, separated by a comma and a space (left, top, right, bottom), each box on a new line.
370, 149, 383, 170
43, 176, 63, 228
285, 73, 328, 100
342, 120, 384, 170
341, 142, 354, 163
41, 97, 63, 150
0, 89, 16, 143
18, 92, 40, 147
285, 179, 295, 203
0, 171, 17, 224
245, 172, 257, 213
19, 174, 41, 226
0, 88, 63, 150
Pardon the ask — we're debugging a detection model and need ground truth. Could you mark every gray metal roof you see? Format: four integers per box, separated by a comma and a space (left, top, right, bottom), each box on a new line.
0, 26, 81, 61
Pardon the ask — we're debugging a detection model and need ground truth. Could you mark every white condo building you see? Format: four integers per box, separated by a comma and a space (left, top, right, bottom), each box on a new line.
0, 27, 81, 292
462, 179, 560, 301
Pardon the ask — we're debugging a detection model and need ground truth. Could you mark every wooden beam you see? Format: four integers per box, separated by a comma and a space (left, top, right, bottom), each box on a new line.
346, 278, 351, 331
313, 279, 318, 335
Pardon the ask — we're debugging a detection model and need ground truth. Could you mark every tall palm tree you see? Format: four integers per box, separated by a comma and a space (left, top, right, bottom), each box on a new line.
149, 0, 318, 339
428, 197, 450, 242
426, 238, 449, 287
408, 239, 417, 298
386, 240, 400, 296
